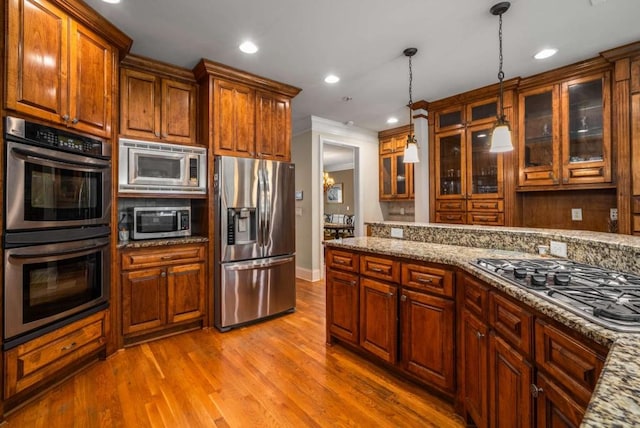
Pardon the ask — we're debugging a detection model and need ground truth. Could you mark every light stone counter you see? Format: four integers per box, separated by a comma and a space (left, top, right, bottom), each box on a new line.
324, 223, 640, 427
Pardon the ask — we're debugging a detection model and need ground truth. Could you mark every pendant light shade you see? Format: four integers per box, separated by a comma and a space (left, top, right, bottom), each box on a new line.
489, 2, 513, 153
402, 47, 419, 163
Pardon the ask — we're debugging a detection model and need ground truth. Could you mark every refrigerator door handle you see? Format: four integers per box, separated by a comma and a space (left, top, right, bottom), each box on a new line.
224, 255, 295, 271
263, 165, 271, 246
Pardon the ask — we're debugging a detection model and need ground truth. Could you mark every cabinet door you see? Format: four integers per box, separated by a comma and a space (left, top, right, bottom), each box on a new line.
400, 289, 455, 392
435, 129, 465, 199
6, 0, 69, 123
434, 106, 465, 132
395, 152, 411, 199
68, 21, 114, 137
466, 98, 499, 127
489, 334, 535, 428
561, 72, 611, 185
535, 372, 585, 428
379, 153, 394, 199
214, 79, 255, 157
167, 263, 205, 324
162, 79, 197, 144
122, 268, 167, 334
120, 68, 160, 139
467, 124, 503, 199
256, 91, 291, 161
461, 311, 488, 428
360, 277, 397, 363
518, 85, 561, 186
326, 269, 359, 344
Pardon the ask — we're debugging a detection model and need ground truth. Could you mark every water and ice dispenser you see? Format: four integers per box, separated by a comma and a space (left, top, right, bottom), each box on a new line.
226, 207, 257, 245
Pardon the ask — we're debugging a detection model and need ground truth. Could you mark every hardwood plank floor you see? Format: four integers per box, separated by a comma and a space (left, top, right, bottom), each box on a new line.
5, 279, 464, 427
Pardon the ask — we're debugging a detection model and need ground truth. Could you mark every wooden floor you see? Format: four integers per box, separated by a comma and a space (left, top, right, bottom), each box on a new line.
5, 279, 464, 427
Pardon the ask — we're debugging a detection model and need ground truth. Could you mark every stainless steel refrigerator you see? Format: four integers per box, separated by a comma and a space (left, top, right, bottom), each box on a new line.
213, 155, 296, 331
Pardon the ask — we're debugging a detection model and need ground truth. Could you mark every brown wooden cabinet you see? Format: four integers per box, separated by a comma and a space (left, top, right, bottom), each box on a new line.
360, 277, 397, 362
378, 125, 414, 200
326, 268, 360, 345
194, 59, 300, 161
430, 90, 514, 226
4, 310, 108, 399
518, 69, 612, 188
120, 244, 206, 344
6, 0, 121, 138
120, 56, 198, 145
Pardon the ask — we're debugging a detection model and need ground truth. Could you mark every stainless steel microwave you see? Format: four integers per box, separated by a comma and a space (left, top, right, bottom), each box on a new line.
130, 206, 191, 240
118, 138, 206, 194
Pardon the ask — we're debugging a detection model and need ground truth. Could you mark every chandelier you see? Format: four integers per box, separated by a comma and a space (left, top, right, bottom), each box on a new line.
323, 172, 335, 192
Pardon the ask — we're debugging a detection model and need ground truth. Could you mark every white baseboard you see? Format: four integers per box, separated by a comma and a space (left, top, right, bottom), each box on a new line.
296, 266, 322, 282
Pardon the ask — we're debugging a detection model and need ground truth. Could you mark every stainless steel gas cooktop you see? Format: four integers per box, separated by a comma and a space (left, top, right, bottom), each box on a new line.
474, 258, 640, 333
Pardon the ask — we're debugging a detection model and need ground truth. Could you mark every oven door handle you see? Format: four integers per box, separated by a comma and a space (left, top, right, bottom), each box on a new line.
8, 240, 109, 259
11, 147, 110, 169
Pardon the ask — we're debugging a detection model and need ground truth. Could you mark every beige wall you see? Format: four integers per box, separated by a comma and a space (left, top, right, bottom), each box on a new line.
323, 169, 354, 216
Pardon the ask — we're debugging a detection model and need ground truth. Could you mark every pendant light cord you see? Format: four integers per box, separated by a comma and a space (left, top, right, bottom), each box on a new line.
497, 12, 505, 120
408, 54, 413, 127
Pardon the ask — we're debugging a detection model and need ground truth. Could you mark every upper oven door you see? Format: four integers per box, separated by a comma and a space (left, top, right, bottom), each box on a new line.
5, 140, 111, 231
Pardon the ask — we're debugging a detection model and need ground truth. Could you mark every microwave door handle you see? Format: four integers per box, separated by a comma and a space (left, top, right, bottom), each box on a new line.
11, 147, 110, 169
9, 242, 109, 259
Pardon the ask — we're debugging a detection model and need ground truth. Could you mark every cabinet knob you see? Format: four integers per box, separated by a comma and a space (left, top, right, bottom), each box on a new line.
563, 177, 569, 184
476, 331, 485, 339
155, 132, 160, 137
400, 295, 407, 302
71, 117, 79, 124
161, 271, 167, 278
530, 384, 544, 398
61, 341, 77, 351
62, 114, 70, 122
387, 292, 394, 297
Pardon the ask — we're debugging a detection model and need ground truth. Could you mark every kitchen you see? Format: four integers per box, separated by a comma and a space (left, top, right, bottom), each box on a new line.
2, 0, 640, 426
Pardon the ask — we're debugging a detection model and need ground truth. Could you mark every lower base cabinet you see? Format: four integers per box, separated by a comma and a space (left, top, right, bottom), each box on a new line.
4, 310, 108, 400
461, 311, 489, 428
360, 277, 398, 362
121, 243, 206, 343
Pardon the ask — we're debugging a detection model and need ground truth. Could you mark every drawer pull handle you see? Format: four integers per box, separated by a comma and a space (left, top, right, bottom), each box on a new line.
61, 342, 77, 351
417, 277, 433, 284
370, 267, 383, 272
162, 255, 176, 260
476, 331, 485, 339
530, 384, 544, 398
335, 260, 346, 265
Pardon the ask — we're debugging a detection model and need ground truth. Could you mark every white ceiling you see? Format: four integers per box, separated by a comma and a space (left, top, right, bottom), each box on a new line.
86, 0, 640, 133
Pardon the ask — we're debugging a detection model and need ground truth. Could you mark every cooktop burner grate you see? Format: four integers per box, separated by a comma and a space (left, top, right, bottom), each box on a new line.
474, 258, 640, 332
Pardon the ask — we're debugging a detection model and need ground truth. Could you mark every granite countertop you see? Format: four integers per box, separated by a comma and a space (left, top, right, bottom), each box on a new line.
324, 236, 640, 427
117, 235, 208, 250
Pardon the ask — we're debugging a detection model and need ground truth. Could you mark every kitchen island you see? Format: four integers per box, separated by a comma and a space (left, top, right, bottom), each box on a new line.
324, 222, 640, 427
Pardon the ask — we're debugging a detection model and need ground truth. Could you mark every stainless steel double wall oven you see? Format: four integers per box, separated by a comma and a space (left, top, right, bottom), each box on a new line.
3, 116, 111, 349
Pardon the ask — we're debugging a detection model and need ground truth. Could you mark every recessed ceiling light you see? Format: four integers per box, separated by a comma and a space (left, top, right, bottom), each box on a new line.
101, 0, 121, 3
387, 117, 399, 124
324, 75, 340, 84
534, 48, 558, 60
239, 41, 258, 54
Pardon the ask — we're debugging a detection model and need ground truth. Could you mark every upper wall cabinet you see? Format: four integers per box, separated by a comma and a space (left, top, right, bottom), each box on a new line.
518, 69, 612, 188
6, 0, 131, 138
120, 55, 198, 145
194, 59, 301, 161
378, 125, 414, 201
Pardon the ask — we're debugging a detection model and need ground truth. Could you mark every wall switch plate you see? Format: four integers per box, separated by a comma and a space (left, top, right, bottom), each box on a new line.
610, 208, 618, 221
390, 227, 403, 239
571, 208, 583, 221
550, 240, 568, 258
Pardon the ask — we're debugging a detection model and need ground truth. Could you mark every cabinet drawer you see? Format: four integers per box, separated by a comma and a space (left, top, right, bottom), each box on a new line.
436, 212, 466, 224
467, 212, 504, 226
122, 244, 205, 270
326, 249, 359, 273
489, 292, 533, 357
360, 255, 399, 282
401, 263, 454, 298
462, 275, 489, 321
436, 200, 465, 212
466, 199, 503, 212
534, 320, 605, 407
4, 311, 108, 398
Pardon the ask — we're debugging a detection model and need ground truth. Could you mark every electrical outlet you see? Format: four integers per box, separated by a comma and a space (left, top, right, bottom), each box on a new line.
610, 208, 618, 221
390, 227, 403, 239
550, 240, 568, 258
571, 208, 583, 221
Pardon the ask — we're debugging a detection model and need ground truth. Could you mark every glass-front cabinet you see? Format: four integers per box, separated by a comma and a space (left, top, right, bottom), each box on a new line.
379, 126, 414, 200
518, 71, 611, 187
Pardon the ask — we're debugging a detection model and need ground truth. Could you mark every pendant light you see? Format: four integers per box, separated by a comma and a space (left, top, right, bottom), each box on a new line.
489, 2, 513, 153
403, 47, 419, 163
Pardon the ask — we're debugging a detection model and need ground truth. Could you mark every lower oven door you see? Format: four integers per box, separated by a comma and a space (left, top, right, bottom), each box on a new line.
5, 140, 111, 231
3, 236, 110, 343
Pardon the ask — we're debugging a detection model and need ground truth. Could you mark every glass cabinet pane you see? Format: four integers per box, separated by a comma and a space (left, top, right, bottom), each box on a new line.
439, 110, 463, 129
395, 154, 406, 195
382, 156, 392, 195
523, 91, 553, 168
439, 134, 462, 195
470, 101, 497, 122
567, 79, 604, 163
470, 128, 498, 194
